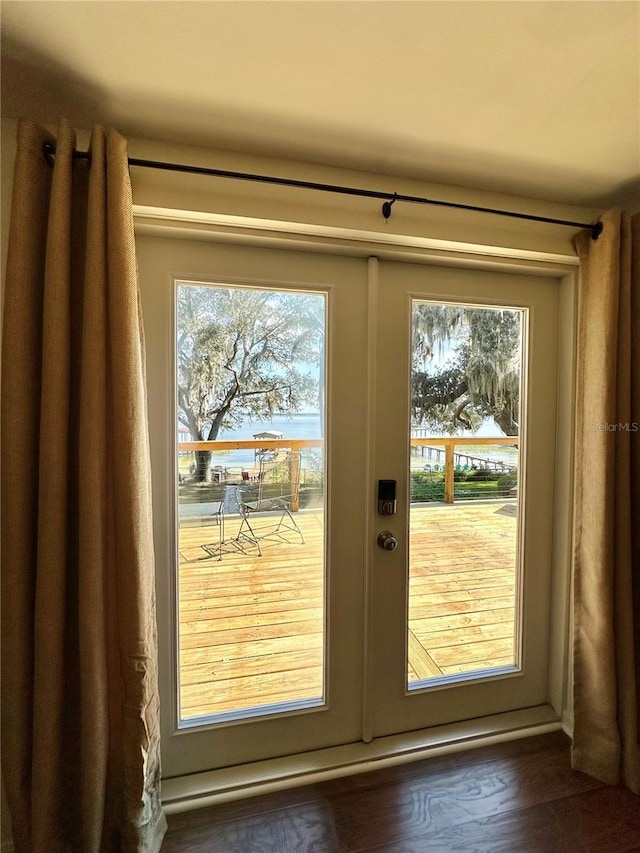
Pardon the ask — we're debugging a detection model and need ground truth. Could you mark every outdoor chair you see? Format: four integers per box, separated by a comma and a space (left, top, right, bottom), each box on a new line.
197, 483, 227, 561
177, 483, 227, 562
233, 451, 305, 556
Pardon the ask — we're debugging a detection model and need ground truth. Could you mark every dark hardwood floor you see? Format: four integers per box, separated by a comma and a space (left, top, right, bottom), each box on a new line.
161, 731, 640, 852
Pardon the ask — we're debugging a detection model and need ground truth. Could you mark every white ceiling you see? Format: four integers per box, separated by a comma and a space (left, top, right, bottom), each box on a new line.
2, 1, 639, 207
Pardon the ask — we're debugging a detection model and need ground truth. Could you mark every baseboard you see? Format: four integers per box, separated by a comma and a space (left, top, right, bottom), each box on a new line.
162, 704, 562, 814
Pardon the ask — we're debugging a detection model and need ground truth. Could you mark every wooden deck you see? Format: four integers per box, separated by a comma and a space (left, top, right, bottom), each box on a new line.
178, 502, 517, 720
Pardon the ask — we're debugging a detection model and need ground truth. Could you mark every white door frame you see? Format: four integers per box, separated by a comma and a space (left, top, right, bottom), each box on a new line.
134, 206, 578, 813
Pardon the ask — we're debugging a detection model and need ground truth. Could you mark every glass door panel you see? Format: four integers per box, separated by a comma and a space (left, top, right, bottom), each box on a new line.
176, 282, 327, 724
407, 301, 524, 688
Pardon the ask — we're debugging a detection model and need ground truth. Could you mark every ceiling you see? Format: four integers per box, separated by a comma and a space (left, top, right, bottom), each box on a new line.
2, 1, 639, 207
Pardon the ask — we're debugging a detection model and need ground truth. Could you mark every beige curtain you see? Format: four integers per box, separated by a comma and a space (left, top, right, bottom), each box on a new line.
572, 209, 640, 793
1, 120, 166, 851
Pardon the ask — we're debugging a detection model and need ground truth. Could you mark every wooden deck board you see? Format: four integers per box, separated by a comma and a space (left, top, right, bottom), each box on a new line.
178, 501, 518, 718
408, 630, 441, 678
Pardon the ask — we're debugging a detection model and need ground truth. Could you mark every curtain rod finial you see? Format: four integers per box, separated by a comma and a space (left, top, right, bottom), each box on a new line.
591, 221, 603, 240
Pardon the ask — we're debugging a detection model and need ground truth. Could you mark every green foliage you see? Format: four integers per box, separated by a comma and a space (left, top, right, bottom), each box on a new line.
411, 303, 522, 436
497, 471, 518, 491
453, 481, 503, 499
466, 467, 500, 482
410, 470, 445, 502
410, 468, 517, 503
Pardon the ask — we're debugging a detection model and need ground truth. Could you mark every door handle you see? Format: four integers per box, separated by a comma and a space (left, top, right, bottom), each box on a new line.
377, 531, 398, 551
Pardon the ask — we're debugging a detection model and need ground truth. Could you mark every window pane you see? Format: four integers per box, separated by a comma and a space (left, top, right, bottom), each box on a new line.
176, 283, 326, 723
408, 301, 523, 686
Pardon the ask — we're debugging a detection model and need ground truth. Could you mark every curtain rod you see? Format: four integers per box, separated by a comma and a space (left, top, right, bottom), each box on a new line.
42, 141, 603, 239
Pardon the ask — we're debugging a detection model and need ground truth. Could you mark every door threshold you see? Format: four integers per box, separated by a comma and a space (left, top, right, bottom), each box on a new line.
162, 704, 561, 814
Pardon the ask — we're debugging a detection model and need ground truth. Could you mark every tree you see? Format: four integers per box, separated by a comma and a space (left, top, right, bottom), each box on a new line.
411, 304, 522, 436
178, 285, 323, 480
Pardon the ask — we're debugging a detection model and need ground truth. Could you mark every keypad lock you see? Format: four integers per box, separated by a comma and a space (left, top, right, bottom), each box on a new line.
378, 479, 397, 515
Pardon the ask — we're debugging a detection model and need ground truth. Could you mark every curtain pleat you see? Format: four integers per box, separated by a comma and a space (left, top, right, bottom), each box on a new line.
572, 209, 640, 794
1, 119, 166, 851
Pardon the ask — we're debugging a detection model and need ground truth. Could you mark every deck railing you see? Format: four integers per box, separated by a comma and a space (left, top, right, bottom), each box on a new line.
410, 437, 519, 503
179, 439, 323, 511
178, 436, 519, 506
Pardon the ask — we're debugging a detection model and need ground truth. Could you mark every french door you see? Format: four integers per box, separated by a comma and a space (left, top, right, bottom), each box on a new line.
139, 236, 369, 777
137, 234, 563, 781
368, 258, 558, 737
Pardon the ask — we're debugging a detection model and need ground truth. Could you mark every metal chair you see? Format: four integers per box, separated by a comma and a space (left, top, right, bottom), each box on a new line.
233, 451, 305, 556
177, 483, 227, 562
197, 483, 227, 561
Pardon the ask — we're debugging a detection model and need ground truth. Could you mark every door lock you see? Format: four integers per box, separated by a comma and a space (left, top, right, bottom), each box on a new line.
377, 531, 398, 551
378, 480, 397, 515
